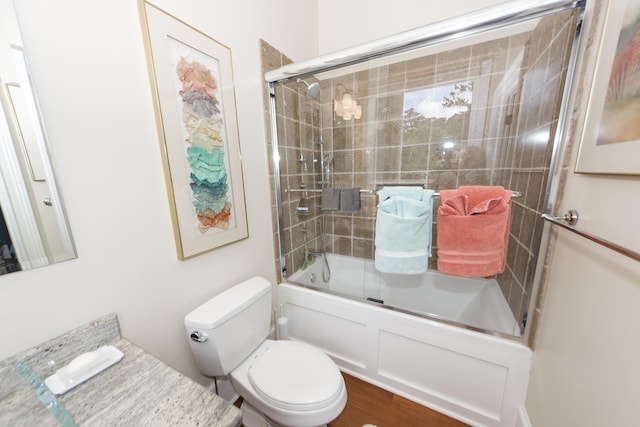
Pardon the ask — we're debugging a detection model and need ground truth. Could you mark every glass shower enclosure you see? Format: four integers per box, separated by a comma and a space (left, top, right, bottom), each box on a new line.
265, 0, 585, 339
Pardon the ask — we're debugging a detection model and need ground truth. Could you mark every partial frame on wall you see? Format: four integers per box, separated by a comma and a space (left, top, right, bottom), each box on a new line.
575, 0, 640, 175
139, 1, 248, 259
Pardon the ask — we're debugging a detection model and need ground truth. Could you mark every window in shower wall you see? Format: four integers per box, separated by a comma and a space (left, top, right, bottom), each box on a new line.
402, 81, 478, 188
265, 7, 582, 338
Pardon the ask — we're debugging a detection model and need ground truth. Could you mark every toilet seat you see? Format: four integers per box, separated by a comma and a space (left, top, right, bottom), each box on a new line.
248, 340, 343, 411
230, 339, 347, 427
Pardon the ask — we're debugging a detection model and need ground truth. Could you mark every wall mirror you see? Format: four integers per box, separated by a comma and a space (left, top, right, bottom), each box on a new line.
0, 0, 76, 276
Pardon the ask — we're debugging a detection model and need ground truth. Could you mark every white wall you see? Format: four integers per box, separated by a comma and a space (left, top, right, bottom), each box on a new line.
1, 0, 317, 383
526, 177, 640, 427
525, 0, 640, 425
317, 0, 506, 54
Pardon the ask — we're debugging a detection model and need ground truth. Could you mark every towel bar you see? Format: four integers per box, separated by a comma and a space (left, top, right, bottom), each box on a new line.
542, 211, 640, 262
433, 191, 522, 198
285, 188, 522, 198
286, 188, 374, 194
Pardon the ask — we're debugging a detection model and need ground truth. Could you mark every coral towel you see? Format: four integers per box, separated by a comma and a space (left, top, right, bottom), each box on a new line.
437, 186, 512, 278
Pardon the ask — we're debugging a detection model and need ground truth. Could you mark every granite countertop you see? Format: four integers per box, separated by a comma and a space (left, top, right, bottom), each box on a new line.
0, 314, 241, 427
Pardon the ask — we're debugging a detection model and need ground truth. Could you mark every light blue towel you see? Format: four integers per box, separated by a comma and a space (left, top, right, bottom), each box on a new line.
374, 188, 435, 274
378, 186, 431, 203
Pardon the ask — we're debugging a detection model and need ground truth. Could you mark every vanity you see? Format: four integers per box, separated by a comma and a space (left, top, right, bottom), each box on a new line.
0, 314, 241, 426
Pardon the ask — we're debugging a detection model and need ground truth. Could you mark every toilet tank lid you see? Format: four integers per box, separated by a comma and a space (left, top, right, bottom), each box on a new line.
184, 276, 271, 330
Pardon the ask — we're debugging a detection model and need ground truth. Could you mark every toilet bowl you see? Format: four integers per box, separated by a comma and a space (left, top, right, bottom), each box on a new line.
231, 340, 347, 427
184, 276, 347, 427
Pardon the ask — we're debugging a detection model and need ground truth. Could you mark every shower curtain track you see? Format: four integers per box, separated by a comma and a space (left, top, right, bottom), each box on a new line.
264, 0, 585, 84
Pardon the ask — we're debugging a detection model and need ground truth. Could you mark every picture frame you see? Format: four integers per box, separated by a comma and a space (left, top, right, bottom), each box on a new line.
575, 0, 640, 175
139, 1, 248, 259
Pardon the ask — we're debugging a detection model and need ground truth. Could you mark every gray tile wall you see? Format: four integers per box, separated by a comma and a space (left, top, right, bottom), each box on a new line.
261, 8, 577, 330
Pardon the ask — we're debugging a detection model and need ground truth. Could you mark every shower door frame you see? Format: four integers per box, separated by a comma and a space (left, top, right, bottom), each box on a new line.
266, 0, 586, 342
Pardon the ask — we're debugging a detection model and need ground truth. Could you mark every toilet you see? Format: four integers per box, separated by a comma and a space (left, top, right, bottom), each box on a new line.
184, 276, 347, 427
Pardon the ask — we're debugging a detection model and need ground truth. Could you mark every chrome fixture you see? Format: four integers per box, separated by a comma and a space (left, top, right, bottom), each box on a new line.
296, 197, 310, 215
317, 217, 331, 282
296, 78, 321, 99
298, 154, 307, 172
549, 210, 579, 226
315, 139, 333, 186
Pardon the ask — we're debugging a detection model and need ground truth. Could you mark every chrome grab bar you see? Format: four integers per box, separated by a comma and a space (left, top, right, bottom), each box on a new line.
285, 188, 522, 198
542, 211, 640, 263
286, 188, 374, 194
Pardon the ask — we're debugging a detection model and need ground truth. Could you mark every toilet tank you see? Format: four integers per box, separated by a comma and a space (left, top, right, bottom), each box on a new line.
184, 276, 272, 377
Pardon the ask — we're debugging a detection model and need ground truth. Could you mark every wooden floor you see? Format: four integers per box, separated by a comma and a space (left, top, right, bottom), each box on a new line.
235, 372, 469, 426
328, 373, 469, 427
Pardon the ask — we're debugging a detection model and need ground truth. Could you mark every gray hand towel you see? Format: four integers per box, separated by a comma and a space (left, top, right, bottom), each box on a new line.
322, 188, 341, 211
340, 188, 361, 213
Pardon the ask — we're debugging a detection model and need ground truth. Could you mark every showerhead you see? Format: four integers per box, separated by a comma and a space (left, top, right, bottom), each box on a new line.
297, 78, 321, 99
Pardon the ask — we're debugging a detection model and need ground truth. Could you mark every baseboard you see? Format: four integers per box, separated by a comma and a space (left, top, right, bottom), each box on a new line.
516, 407, 531, 427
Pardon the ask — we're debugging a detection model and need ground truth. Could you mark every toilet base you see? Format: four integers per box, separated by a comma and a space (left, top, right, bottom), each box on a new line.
206, 376, 238, 403
241, 401, 277, 427
240, 401, 328, 427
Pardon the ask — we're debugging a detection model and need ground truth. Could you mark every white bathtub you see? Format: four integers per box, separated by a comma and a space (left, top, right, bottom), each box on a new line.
280, 255, 532, 427
288, 254, 519, 335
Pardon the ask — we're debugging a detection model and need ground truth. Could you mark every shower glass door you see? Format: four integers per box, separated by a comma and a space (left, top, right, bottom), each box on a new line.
268, 3, 584, 338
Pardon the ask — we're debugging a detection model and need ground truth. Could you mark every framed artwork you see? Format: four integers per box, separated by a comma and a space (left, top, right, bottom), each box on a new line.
140, 2, 248, 259
575, 0, 640, 175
